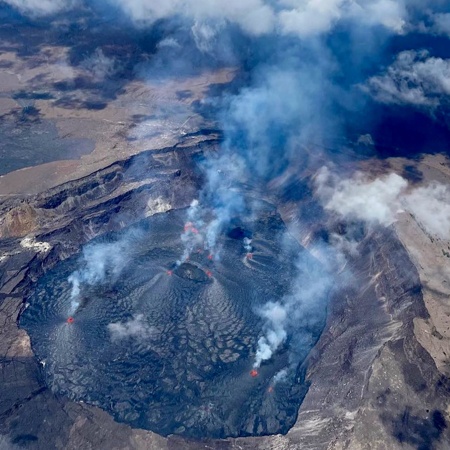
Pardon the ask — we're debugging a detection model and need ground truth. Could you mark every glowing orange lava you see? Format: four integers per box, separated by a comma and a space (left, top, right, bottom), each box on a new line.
184, 222, 199, 234
250, 369, 258, 377
67, 317, 74, 324
207, 254, 213, 260
205, 270, 212, 277
166, 270, 173, 276
246, 253, 253, 260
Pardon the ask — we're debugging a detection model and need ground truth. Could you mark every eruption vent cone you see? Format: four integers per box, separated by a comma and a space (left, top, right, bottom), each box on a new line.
250, 369, 258, 377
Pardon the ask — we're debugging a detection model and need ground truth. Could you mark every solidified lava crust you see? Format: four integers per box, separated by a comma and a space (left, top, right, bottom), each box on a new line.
20, 207, 322, 439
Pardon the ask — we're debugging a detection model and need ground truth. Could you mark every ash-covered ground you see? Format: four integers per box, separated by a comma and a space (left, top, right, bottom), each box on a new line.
20, 205, 323, 438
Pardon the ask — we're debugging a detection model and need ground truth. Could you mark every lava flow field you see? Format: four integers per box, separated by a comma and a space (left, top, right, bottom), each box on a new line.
20, 206, 325, 439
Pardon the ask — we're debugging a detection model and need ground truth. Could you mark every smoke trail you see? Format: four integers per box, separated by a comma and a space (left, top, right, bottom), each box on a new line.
176, 53, 333, 260
178, 199, 205, 264
272, 368, 288, 385
67, 229, 142, 313
243, 237, 252, 252
254, 302, 288, 368
177, 152, 246, 261
67, 274, 81, 312
253, 244, 333, 369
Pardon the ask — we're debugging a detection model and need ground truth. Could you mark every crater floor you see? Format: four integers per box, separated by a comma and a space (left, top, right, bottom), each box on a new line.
20, 207, 322, 439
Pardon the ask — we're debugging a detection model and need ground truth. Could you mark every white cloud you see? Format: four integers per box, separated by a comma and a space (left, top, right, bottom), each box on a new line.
431, 13, 450, 36
365, 50, 450, 107
316, 167, 450, 239
150, 0, 410, 37
109, 0, 277, 35
405, 183, 450, 238
316, 167, 407, 226
416, 12, 450, 37
80, 49, 117, 81
7, 0, 410, 37
277, 0, 344, 37
278, 0, 407, 37
357, 0, 406, 33
2, 0, 77, 16
108, 314, 155, 341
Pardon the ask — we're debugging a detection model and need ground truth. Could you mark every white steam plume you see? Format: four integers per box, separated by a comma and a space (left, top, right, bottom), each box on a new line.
272, 368, 288, 384
178, 199, 205, 264
253, 247, 332, 368
178, 62, 330, 261
254, 302, 288, 368
67, 230, 141, 313
243, 237, 252, 252
178, 154, 245, 261
202, 153, 246, 252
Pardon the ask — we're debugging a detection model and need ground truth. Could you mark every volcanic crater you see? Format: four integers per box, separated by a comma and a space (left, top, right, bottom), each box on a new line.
20, 205, 325, 439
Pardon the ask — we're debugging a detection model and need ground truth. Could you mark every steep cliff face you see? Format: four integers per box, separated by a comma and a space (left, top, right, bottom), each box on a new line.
290, 228, 449, 450
1, 138, 449, 449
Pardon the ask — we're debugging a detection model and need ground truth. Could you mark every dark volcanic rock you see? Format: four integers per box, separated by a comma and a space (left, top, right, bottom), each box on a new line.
174, 262, 210, 282
227, 226, 252, 240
